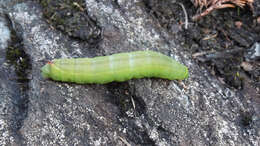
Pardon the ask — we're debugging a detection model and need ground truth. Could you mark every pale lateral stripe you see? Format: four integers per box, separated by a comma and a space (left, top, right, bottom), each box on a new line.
60, 59, 64, 81
145, 51, 151, 65
73, 59, 76, 81
129, 53, 134, 71
90, 58, 95, 74
109, 55, 114, 73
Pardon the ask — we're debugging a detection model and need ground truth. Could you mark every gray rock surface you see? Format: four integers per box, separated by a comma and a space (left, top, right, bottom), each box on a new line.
0, 0, 259, 146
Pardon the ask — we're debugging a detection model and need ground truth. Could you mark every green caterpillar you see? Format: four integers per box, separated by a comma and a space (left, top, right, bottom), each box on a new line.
41, 51, 189, 84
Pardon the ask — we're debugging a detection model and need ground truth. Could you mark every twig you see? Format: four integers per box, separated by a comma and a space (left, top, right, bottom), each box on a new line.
118, 136, 131, 146
177, 3, 189, 29
192, 0, 254, 21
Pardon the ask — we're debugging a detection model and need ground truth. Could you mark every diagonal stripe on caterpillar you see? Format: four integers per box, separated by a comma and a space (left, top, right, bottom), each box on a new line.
41, 51, 189, 84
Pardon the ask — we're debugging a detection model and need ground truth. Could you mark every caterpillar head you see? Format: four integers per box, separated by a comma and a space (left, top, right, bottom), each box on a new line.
41, 61, 52, 78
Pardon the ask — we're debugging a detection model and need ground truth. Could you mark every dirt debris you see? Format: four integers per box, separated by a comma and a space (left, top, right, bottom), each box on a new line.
192, 0, 254, 20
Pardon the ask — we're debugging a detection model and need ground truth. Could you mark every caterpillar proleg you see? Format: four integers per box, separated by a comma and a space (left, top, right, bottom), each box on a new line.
41, 51, 189, 84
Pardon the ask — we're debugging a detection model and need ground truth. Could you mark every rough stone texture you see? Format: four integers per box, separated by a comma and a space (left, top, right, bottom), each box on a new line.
0, 0, 259, 146
0, 16, 10, 50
